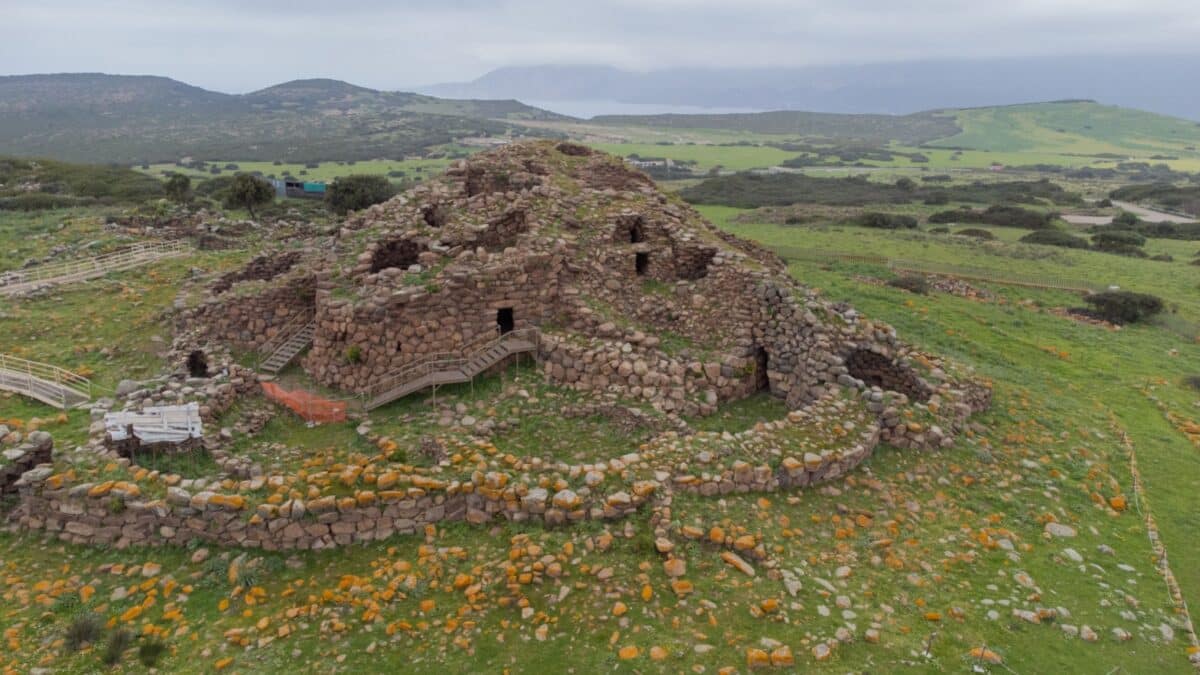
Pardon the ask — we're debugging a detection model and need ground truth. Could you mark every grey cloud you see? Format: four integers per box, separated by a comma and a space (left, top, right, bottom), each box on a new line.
1, 0, 1197, 92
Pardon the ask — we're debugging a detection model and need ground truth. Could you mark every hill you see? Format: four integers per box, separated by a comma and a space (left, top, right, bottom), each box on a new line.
424, 56, 1200, 120
0, 73, 567, 164
592, 109, 960, 145
927, 100, 1200, 156
0, 155, 163, 210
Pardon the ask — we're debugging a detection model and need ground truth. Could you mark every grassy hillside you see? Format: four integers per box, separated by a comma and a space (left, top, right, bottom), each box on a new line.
1, 200, 1198, 672
930, 101, 1200, 156
0, 74, 565, 164
0, 156, 163, 210
591, 109, 960, 145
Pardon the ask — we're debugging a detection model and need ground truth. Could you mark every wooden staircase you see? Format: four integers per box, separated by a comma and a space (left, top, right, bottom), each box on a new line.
259, 319, 316, 374
363, 328, 538, 411
0, 353, 92, 410
0, 241, 190, 296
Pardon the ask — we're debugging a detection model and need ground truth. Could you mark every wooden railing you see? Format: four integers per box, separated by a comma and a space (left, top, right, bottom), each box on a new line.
362, 327, 539, 404
0, 240, 190, 295
0, 353, 92, 409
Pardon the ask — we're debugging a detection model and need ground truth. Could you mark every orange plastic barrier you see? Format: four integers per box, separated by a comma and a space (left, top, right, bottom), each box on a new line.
261, 382, 348, 423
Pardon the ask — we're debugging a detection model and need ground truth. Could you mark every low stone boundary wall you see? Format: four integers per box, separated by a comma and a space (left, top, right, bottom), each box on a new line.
1, 432, 52, 496
5, 373, 991, 552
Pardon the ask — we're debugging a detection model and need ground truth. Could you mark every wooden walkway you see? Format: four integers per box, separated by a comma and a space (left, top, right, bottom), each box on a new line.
0, 353, 92, 409
0, 241, 190, 296
363, 328, 539, 410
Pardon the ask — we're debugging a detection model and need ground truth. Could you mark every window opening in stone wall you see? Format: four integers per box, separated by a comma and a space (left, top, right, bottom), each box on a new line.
635, 252, 649, 276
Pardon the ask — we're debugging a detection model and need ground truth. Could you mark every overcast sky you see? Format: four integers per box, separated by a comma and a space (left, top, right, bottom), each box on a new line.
2, 0, 1199, 92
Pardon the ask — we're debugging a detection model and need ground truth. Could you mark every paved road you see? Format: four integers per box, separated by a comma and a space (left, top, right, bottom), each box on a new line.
1110, 201, 1196, 224
1062, 201, 1196, 227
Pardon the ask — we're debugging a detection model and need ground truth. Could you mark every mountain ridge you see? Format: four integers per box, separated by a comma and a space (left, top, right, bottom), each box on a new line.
422, 56, 1200, 120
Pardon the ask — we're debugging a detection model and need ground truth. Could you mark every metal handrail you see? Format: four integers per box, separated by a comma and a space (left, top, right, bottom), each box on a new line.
256, 313, 316, 365
362, 327, 539, 403
0, 240, 190, 293
0, 352, 92, 408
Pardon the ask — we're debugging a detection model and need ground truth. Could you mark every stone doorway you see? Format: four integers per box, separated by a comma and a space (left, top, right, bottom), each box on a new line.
754, 346, 770, 392
497, 307, 514, 335
186, 350, 209, 378
635, 252, 649, 276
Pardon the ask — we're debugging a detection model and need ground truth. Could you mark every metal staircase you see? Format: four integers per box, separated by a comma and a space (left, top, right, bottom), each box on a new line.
258, 318, 316, 374
363, 328, 538, 411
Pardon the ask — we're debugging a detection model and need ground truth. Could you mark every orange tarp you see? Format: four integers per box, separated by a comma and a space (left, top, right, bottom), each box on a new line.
261, 382, 348, 423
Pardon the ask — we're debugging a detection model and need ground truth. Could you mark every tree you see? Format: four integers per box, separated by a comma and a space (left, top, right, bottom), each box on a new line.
325, 174, 397, 215
225, 173, 274, 219
163, 173, 192, 204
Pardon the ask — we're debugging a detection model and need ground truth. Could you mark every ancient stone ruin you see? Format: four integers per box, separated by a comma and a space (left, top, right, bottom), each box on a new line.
7, 141, 991, 552
181, 141, 949, 417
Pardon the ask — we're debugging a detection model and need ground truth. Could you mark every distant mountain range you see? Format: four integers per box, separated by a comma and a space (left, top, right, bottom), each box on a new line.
423, 55, 1200, 120
0, 74, 566, 163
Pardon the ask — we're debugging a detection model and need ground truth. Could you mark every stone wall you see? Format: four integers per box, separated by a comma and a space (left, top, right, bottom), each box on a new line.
181, 273, 317, 352
304, 252, 562, 393
1, 432, 52, 496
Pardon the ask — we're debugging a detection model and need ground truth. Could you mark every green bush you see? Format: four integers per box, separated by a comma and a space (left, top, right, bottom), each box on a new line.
136, 639, 168, 667
858, 212, 918, 229
887, 275, 929, 294
1020, 230, 1090, 249
931, 205, 1055, 229
1184, 375, 1200, 391
1083, 290, 1164, 324
102, 628, 134, 666
326, 174, 398, 215
1092, 230, 1147, 257
224, 174, 275, 219
955, 228, 995, 240
64, 614, 103, 652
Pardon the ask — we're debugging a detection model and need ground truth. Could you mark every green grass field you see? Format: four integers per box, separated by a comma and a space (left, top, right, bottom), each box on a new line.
2, 182, 1200, 672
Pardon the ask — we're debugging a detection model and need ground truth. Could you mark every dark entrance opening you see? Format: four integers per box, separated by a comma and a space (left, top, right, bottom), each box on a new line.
628, 220, 645, 243
497, 307, 514, 334
186, 350, 209, 378
370, 239, 423, 273
635, 252, 649, 276
845, 349, 932, 401
754, 347, 770, 392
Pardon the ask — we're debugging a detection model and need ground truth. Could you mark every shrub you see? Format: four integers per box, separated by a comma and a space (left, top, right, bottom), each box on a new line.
1083, 290, 1164, 324
858, 212, 918, 229
102, 628, 134, 666
224, 174, 275, 219
1092, 230, 1148, 256
1112, 211, 1140, 227
1151, 253, 1174, 262
1184, 375, 1200, 391
1093, 230, 1146, 248
930, 205, 1054, 229
163, 173, 192, 204
326, 174, 397, 215
955, 228, 995, 240
1020, 230, 1090, 249
138, 639, 168, 667
65, 614, 103, 652
887, 276, 929, 294
344, 345, 363, 363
